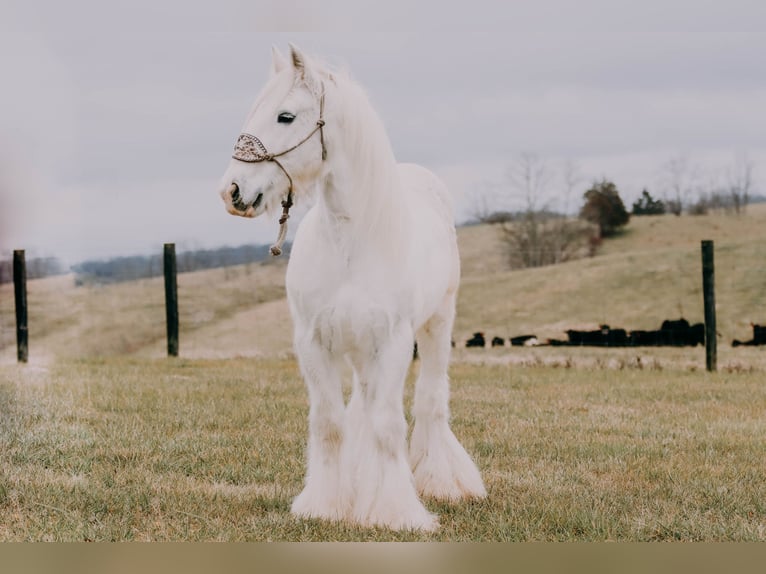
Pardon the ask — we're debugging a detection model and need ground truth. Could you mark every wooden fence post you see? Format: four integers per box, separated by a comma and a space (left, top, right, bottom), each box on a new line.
701, 240, 717, 372
164, 243, 179, 357
13, 250, 28, 363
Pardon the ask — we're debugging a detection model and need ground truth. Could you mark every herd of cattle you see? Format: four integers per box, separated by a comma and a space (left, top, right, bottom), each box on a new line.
463, 319, 766, 348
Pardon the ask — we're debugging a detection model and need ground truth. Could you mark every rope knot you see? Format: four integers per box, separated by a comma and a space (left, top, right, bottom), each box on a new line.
269, 191, 294, 257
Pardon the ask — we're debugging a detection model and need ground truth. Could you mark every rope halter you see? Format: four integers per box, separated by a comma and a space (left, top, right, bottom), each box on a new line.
232, 88, 327, 256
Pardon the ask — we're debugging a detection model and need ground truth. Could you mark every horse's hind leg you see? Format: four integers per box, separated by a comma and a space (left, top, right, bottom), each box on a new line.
410, 293, 487, 500
291, 337, 350, 521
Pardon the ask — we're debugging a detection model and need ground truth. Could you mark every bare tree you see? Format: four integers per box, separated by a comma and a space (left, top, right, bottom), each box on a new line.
470, 152, 557, 223
500, 153, 592, 268
561, 158, 582, 215
549, 159, 584, 263
508, 152, 552, 214
660, 154, 698, 216
689, 168, 738, 215
467, 180, 512, 224
689, 153, 757, 216
501, 153, 550, 267
726, 152, 755, 215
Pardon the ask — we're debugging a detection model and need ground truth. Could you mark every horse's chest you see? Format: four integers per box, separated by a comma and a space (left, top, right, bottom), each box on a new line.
287, 268, 405, 355
318, 295, 394, 355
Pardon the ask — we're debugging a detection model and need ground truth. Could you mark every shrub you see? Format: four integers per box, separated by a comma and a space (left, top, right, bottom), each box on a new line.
632, 189, 666, 215
579, 179, 630, 237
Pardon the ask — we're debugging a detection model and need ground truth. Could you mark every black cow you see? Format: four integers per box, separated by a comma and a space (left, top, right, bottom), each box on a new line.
659, 318, 689, 345
466, 332, 485, 348
627, 318, 704, 347
606, 328, 629, 347
510, 335, 537, 346
658, 319, 705, 346
688, 323, 705, 346
567, 325, 629, 347
491, 336, 505, 347
566, 328, 604, 346
629, 330, 660, 346
732, 324, 766, 347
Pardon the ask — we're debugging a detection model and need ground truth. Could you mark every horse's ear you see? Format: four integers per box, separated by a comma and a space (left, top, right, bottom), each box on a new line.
289, 43, 312, 83
270, 45, 288, 76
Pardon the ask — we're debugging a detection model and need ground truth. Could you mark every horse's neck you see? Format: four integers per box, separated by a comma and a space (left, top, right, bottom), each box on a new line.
317, 159, 408, 259
315, 107, 409, 260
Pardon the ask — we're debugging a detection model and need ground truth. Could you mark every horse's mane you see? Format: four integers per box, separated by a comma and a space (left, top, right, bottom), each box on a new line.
308, 58, 407, 254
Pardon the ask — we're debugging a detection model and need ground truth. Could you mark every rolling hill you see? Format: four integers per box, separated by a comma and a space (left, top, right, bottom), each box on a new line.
456, 204, 766, 342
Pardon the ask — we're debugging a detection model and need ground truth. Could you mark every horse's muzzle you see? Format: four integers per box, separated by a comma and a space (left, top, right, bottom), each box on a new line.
221, 183, 261, 218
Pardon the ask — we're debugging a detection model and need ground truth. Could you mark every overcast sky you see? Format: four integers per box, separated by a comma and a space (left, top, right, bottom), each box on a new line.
1, 0, 765, 263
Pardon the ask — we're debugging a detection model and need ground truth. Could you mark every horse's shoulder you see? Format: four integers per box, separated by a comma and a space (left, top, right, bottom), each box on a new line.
397, 163, 453, 219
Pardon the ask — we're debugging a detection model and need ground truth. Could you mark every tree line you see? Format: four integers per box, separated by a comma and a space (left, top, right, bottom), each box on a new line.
0, 256, 67, 285
0, 243, 287, 285
72, 243, 285, 285
472, 151, 761, 270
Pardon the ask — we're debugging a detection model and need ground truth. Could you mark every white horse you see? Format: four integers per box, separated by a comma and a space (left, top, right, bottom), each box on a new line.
218, 45, 485, 531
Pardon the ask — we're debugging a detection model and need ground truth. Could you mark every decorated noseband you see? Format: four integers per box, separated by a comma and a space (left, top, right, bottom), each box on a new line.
231, 88, 326, 256
232, 133, 272, 163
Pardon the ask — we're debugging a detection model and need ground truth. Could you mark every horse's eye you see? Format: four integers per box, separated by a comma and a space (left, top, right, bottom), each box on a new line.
277, 112, 295, 124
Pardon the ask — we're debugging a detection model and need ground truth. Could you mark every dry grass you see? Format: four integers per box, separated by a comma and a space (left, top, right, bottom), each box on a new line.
0, 259, 288, 362
1, 357, 764, 541
600, 204, 766, 257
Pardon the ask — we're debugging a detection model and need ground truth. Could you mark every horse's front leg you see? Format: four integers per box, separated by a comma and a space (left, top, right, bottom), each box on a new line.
346, 322, 438, 532
291, 336, 350, 522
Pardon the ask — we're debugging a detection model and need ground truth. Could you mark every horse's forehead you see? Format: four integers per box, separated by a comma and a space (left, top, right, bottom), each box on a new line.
239, 74, 289, 133
245, 72, 311, 132
255, 70, 308, 111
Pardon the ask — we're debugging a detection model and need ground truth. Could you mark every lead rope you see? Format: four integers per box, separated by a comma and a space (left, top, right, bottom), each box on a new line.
268, 90, 326, 257
269, 168, 294, 256
269, 196, 293, 256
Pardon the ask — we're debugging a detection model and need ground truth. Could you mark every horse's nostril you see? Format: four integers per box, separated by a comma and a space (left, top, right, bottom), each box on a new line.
230, 184, 240, 202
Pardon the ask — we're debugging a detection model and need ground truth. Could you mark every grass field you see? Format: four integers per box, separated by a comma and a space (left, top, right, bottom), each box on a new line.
1, 357, 764, 541
1, 207, 765, 540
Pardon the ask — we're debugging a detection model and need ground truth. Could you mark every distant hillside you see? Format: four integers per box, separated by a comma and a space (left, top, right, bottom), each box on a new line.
71, 242, 290, 285
455, 203, 766, 344
0, 258, 289, 358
